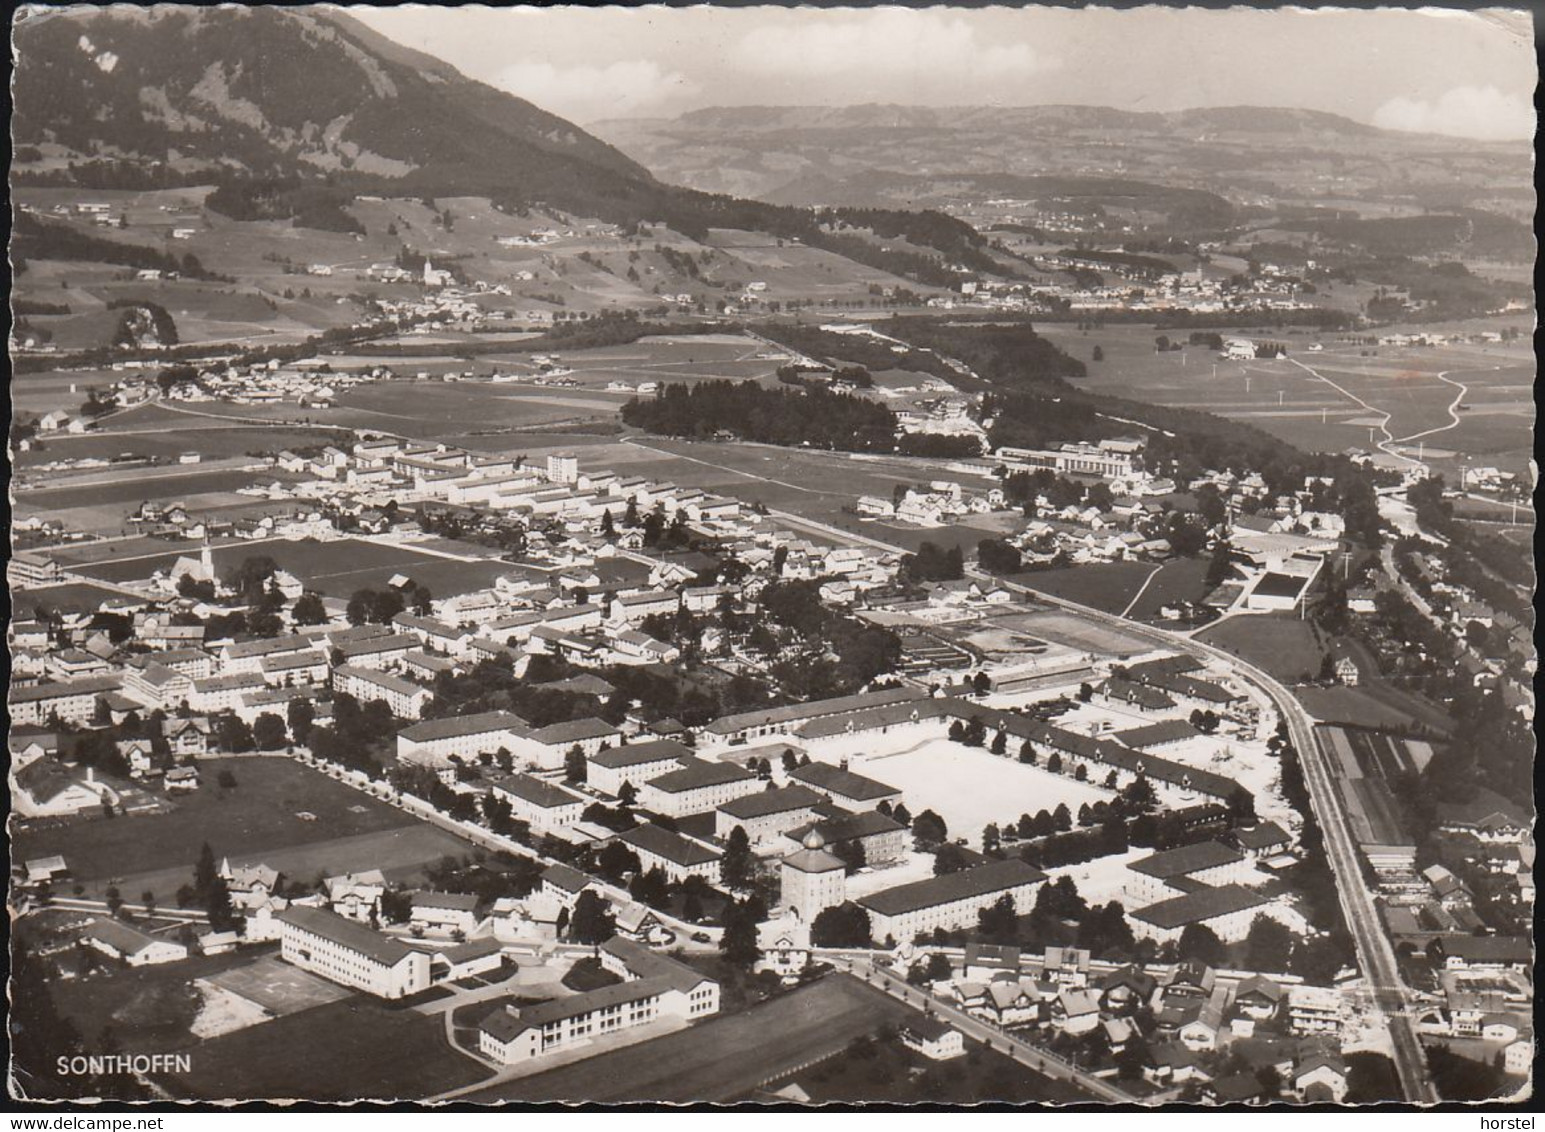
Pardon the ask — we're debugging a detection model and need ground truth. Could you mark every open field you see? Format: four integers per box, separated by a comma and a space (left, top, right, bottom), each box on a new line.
982, 609, 1154, 658
1197, 614, 1327, 683
861, 740, 1112, 843
14, 467, 270, 511
1036, 322, 1532, 459
1295, 684, 1453, 736
1007, 561, 1153, 614
162, 995, 492, 1101
478, 974, 915, 1103
66, 535, 512, 597
50, 945, 263, 1057
16, 424, 349, 468
11, 757, 467, 895
781, 1030, 1088, 1104
13, 580, 139, 618
1006, 557, 1210, 620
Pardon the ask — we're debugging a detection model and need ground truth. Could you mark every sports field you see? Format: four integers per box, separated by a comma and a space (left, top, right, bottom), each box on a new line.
983, 610, 1153, 658
12, 757, 473, 898
861, 740, 1112, 844
1198, 614, 1326, 683
477, 975, 914, 1103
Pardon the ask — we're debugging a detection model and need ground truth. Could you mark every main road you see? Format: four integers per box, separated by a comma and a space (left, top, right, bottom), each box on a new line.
771, 506, 1438, 1103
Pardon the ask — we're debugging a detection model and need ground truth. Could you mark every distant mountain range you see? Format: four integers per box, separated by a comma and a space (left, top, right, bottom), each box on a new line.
590, 103, 1523, 205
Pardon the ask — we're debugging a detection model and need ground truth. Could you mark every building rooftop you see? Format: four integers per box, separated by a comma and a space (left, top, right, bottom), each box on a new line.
529, 717, 621, 746
1129, 840, 1244, 879
719, 784, 823, 821
789, 761, 900, 803
703, 686, 928, 736
491, 772, 585, 810
646, 758, 755, 794
858, 859, 1046, 918
589, 739, 693, 771
1131, 884, 1268, 930
617, 823, 722, 868
277, 905, 415, 966
399, 710, 530, 744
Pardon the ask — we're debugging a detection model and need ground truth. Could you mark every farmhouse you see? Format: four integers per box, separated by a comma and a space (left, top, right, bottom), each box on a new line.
13, 758, 102, 817
901, 1016, 965, 1061
277, 906, 431, 999
857, 859, 1046, 945
410, 892, 482, 936
324, 871, 387, 923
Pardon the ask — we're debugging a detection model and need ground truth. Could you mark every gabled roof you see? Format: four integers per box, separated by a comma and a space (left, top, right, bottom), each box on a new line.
1130, 840, 1244, 879
491, 772, 585, 810
617, 823, 722, 868
589, 738, 693, 771
399, 710, 530, 744
84, 917, 171, 955
789, 761, 900, 802
277, 905, 416, 966
858, 860, 1045, 918
1132, 884, 1267, 930
719, 784, 823, 820
646, 758, 755, 794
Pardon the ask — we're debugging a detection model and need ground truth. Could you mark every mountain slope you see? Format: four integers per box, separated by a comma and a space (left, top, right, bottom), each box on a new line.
12, 6, 651, 190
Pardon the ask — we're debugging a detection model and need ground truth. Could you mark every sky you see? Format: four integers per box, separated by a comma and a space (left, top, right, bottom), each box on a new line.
347, 5, 1537, 141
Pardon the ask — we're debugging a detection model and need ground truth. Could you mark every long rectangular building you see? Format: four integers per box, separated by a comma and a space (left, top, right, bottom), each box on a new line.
276, 905, 431, 999
698, 687, 930, 750
397, 710, 531, 767
857, 859, 1046, 945
478, 937, 718, 1064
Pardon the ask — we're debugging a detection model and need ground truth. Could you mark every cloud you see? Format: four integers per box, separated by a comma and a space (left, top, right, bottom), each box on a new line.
495, 59, 700, 123
1372, 85, 1534, 141
730, 10, 1052, 100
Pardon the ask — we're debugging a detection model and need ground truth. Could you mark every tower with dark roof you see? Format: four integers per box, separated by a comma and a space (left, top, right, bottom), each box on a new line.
781, 829, 847, 923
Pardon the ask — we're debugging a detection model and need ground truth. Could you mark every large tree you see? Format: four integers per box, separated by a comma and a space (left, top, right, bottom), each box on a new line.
811, 903, 872, 948
568, 889, 616, 948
